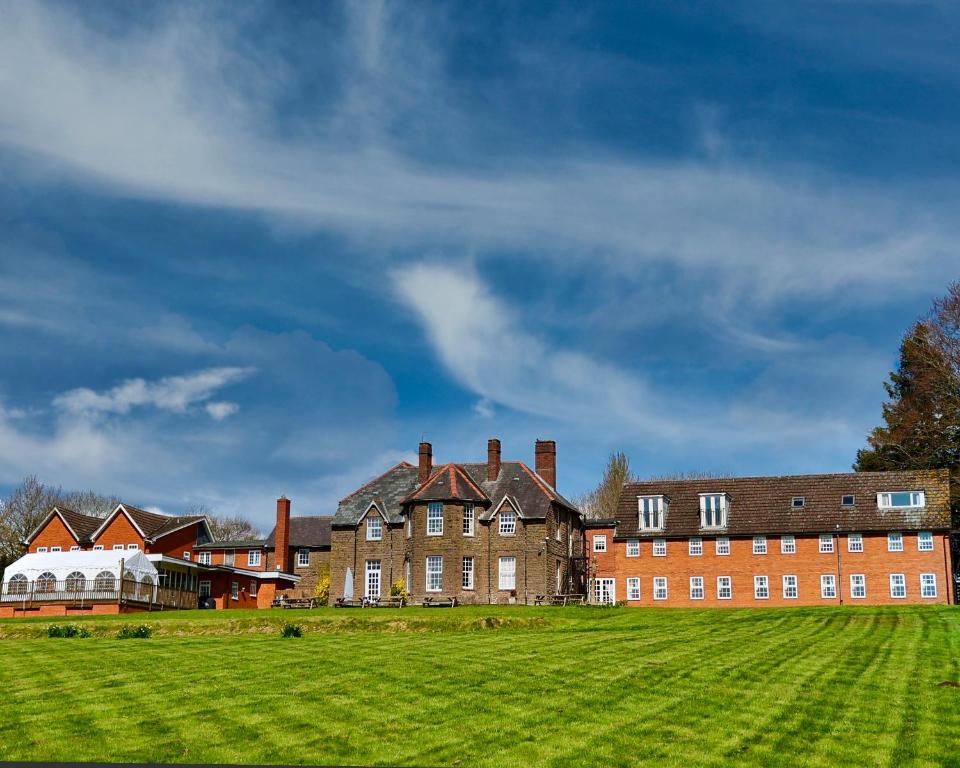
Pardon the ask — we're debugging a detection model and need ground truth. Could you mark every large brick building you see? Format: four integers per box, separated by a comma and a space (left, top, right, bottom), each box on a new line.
330, 438, 585, 605
585, 469, 955, 607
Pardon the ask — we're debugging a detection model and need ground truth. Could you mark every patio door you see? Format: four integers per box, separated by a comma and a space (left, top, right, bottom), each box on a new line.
365, 560, 381, 599
593, 578, 615, 605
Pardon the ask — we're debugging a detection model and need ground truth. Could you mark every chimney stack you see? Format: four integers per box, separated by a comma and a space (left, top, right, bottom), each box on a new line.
535, 440, 557, 489
418, 442, 433, 484
487, 438, 502, 481
275, 496, 291, 573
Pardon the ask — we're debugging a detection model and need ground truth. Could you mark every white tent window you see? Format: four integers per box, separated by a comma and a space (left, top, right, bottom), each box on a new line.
94, 571, 115, 591
65, 572, 86, 592
35, 572, 56, 593
8, 574, 27, 595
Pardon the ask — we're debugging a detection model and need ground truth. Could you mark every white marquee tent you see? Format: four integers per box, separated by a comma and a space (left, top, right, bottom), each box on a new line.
1, 549, 158, 601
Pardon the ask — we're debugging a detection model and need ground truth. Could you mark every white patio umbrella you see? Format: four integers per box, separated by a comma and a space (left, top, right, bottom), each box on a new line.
343, 566, 354, 600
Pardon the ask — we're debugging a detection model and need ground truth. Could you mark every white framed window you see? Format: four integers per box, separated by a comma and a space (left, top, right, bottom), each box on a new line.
780, 535, 796, 554
754, 575, 769, 600
841, 494, 856, 506
247, 550, 261, 567
297, 548, 310, 568
183, 551, 191, 561
499, 509, 517, 536
848, 533, 863, 553
850, 574, 866, 599
653, 538, 666, 557
887, 532, 903, 552
498, 556, 516, 591
426, 556, 444, 592
877, 491, 925, 509
463, 504, 475, 537
819, 534, 834, 554
791, 496, 805, 509
638, 495, 666, 530
782, 575, 798, 599
127, 543, 139, 551
249, 580, 258, 598
366, 516, 382, 541
231, 581, 239, 600
688, 537, 703, 556
112, 544, 124, 551
717, 576, 732, 600
753, 536, 767, 555
93, 545, 104, 551
365, 560, 381, 599
199, 580, 211, 598
820, 574, 837, 599
69, 546, 80, 552
555, 511, 562, 542
920, 573, 937, 598
889, 573, 906, 599
593, 535, 607, 553
427, 502, 444, 536
626, 539, 640, 557
626, 577, 641, 601
51, 546, 61, 553
690, 576, 704, 600
917, 531, 934, 551
715, 537, 730, 556
198, 551, 211, 565
36, 547, 48, 553
699, 493, 728, 529
593, 578, 615, 605
224, 550, 235, 566
462, 556, 474, 590
653, 576, 668, 601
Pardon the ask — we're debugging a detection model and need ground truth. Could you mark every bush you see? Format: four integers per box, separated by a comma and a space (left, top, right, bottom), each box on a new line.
47, 624, 91, 638
116, 624, 152, 639
281, 623, 303, 638
314, 565, 331, 604
390, 578, 409, 597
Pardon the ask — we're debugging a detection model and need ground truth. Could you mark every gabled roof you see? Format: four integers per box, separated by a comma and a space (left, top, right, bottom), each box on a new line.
264, 516, 333, 549
613, 469, 951, 538
462, 461, 579, 520
403, 464, 488, 504
91, 504, 210, 543
333, 463, 421, 526
22, 506, 102, 545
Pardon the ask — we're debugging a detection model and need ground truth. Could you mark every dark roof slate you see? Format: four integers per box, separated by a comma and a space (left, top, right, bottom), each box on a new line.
56, 507, 103, 542
119, 504, 207, 540
404, 464, 488, 503
613, 469, 951, 538
462, 462, 578, 520
265, 516, 333, 549
333, 463, 421, 526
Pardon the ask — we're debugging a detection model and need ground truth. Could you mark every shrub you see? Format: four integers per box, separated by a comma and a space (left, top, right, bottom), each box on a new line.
390, 578, 409, 597
281, 623, 303, 638
47, 624, 91, 638
116, 624, 152, 639
314, 565, 331, 604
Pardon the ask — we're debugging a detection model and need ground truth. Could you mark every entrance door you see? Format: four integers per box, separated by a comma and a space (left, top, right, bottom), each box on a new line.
365, 560, 381, 599
593, 578, 615, 605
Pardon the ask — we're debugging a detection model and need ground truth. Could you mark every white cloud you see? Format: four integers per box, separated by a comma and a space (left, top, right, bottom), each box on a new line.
472, 398, 495, 419
205, 401, 239, 421
53, 367, 254, 416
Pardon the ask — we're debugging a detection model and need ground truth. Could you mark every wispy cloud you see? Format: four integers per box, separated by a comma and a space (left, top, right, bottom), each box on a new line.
53, 367, 254, 417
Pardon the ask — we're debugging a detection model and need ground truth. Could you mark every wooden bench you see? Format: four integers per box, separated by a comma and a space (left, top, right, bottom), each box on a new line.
365, 596, 406, 608
422, 596, 457, 608
334, 598, 364, 608
281, 597, 317, 609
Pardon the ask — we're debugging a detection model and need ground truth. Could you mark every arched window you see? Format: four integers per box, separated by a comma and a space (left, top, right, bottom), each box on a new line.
94, 571, 116, 591
140, 574, 154, 586
7, 574, 28, 595
65, 572, 86, 592
35, 572, 57, 593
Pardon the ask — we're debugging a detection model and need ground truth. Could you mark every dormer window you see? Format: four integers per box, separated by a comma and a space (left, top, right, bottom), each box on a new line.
366, 516, 382, 541
699, 493, 728, 528
638, 496, 666, 530
791, 497, 805, 509
877, 491, 925, 509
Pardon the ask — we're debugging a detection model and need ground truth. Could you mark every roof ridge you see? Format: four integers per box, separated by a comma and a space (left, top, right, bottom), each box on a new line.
628, 468, 947, 484
518, 462, 557, 501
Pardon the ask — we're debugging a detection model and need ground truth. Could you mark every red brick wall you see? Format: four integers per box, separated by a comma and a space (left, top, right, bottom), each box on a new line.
148, 524, 201, 560
28, 515, 81, 552
93, 513, 145, 551
588, 531, 954, 606
200, 547, 267, 570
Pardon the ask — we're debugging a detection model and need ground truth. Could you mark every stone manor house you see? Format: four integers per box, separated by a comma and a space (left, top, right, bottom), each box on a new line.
0, 437, 956, 615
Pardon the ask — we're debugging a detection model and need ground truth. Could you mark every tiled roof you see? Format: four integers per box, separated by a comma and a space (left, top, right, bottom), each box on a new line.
56, 507, 103, 542
403, 464, 488, 503
265, 516, 333, 549
614, 469, 951, 538
463, 462, 579, 520
118, 504, 207, 540
333, 463, 421, 525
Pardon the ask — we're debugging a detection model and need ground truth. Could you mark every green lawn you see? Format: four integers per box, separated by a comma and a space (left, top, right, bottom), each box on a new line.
1, 605, 958, 767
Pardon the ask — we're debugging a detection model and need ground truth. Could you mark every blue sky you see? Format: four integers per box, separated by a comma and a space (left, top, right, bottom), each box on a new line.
1, 1, 957, 530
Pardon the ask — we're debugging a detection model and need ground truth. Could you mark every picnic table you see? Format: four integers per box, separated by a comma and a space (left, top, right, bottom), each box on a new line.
534, 594, 586, 606
422, 596, 457, 608
278, 597, 317, 609
365, 596, 406, 608
334, 597, 364, 608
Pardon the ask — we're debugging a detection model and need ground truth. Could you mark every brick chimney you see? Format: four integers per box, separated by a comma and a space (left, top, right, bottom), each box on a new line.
535, 440, 557, 489
275, 496, 291, 573
418, 442, 433, 484
487, 438, 501, 481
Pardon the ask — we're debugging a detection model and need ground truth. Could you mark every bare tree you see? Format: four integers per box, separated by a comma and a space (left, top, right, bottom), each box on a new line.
187, 504, 261, 542
577, 452, 636, 519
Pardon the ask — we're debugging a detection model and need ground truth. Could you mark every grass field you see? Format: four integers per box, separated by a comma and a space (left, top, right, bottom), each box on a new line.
1, 605, 958, 767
